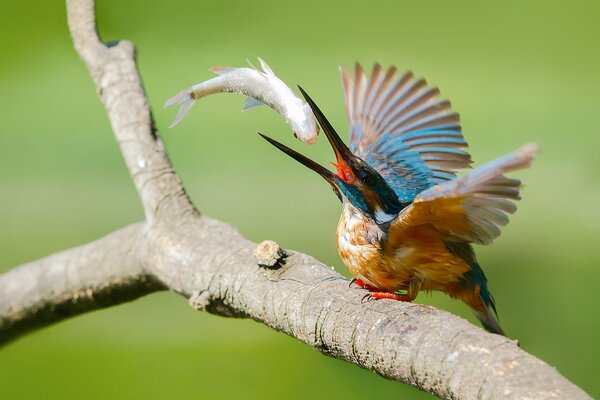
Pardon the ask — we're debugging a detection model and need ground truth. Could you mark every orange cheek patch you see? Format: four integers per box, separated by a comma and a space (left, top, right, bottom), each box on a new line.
363, 189, 383, 210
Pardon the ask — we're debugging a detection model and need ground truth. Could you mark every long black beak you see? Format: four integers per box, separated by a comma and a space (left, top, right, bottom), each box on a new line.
259, 87, 357, 199
297, 86, 356, 172
258, 133, 337, 185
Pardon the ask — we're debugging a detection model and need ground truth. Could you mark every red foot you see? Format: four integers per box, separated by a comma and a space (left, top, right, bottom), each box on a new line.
351, 277, 366, 288
352, 279, 414, 302
351, 278, 379, 292
370, 292, 414, 302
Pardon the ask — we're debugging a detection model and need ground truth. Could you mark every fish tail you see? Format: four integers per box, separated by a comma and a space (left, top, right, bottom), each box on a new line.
164, 87, 196, 128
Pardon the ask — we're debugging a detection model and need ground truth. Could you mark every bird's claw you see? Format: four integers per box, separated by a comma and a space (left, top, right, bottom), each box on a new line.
360, 293, 373, 303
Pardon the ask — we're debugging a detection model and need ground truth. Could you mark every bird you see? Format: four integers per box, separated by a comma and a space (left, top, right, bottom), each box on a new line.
259, 64, 539, 336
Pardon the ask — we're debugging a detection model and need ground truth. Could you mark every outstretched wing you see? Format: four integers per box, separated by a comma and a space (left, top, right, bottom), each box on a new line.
387, 143, 539, 245
341, 63, 471, 202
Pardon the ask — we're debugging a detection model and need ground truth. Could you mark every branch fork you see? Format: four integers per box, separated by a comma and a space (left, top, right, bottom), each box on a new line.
0, 1, 590, 399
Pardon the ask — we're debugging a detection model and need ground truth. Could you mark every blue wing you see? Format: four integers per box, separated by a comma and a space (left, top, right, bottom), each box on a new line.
340, 63, 472, 202
393, 143, 539, 245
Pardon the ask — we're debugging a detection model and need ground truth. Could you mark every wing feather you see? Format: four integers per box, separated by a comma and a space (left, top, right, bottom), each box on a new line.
390, 143, 539, 245
341, 63, 470, 201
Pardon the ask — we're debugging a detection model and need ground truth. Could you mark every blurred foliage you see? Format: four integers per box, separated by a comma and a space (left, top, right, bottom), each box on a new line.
1, 0, 599, 398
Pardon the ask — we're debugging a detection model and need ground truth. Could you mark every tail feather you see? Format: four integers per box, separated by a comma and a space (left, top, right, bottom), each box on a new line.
475, 277, 505, 336
450, 249, 507, 336
164, 88, 196, 128
474, 306, 505, 336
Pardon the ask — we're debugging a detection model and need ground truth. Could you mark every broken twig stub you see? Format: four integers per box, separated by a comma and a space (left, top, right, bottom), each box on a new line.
253, 240, 286, 269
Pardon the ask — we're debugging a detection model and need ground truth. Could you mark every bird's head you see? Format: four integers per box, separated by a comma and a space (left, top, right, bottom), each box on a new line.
259, 87, 403, 224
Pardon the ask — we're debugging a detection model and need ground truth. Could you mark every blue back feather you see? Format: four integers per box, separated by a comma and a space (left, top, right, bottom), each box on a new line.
341, 64, 472, 202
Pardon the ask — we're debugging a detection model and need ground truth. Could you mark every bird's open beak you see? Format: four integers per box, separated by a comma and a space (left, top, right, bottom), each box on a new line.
298, 86, 357, 184
258, 132, 337, 185
258, 87, 357, 188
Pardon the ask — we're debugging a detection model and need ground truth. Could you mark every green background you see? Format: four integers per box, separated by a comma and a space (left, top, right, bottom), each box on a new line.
1, 0, 598, 398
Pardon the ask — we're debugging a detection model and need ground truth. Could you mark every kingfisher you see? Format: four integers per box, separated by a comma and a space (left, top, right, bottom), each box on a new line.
259, 64, 538, 335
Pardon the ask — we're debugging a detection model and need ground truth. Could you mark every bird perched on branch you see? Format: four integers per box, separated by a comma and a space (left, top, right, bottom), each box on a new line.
259, 64, 539, 336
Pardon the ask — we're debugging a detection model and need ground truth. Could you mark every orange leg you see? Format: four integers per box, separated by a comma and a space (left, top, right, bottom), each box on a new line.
352, 278, 417, 302
351, 278, 380, 292
369, 292, 414, 302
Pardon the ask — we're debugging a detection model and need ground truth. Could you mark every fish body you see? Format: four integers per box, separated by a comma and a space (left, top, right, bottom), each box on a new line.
165, 58, 318, 144
259, 64, 540, 336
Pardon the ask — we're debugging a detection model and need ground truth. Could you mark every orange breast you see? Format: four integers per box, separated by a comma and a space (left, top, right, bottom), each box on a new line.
336, 205, 382, 281
336, 204, 472, 294
386, 223, 471, 292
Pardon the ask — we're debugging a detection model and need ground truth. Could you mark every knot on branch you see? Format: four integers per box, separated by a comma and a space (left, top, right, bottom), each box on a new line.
188, 289, 248, 319
253, 240, 286, 269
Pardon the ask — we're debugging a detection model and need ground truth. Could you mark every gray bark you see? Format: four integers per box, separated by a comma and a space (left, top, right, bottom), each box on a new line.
0, 0, 591, 399
0, 224, 160, 344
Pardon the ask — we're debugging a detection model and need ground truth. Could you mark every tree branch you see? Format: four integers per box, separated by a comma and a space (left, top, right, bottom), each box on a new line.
0, 223, 161, 344
145, 216, 590, 399
0, 0, 591, 398
66, 0, 195, 224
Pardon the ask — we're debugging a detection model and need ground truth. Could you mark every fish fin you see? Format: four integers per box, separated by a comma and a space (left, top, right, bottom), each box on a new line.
246, 58, 259, 71
167, 92, 196, 129
209, 66, 236, 76
164, 87, 191, 108
242, 97, 265, 111
257, 57, 275, 76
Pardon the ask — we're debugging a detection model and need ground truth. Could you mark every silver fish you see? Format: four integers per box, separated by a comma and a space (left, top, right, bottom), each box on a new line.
164, 58, 319, 144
